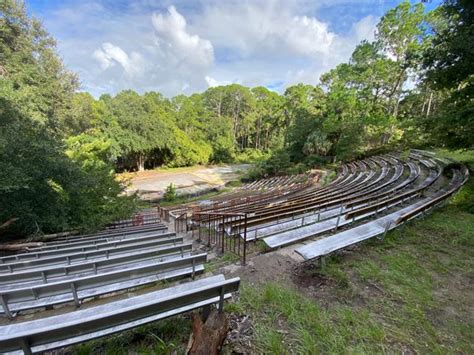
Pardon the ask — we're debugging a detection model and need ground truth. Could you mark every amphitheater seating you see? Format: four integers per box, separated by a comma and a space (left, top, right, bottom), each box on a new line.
1, 150, 463, 352
0, 241, 192, 274
0, 274, 240, 354
0, 245, 193, 287
0, 253, 207, 317
185, 151, 467, 267
262, 156, 442, 249
0, 232, 180, 264
0, 212, 241, 353
295, 165, 468, 260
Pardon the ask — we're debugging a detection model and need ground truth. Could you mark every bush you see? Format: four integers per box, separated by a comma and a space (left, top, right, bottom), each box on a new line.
234, 149, 270, 164
163, 183, 177, 202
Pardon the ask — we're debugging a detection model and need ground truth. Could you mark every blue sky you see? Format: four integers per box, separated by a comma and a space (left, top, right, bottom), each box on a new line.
27, 0, 441, 97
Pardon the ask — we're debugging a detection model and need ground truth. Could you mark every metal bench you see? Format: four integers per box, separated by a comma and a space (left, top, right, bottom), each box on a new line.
0, 243, 193, 287
0, 274, 239, 355
0, 241, 190, 274
295, 167, 467, 261
53, 223, 168, 243
0, 253, 207, 317
27, 230, 175, 252
0, 233, 181, 264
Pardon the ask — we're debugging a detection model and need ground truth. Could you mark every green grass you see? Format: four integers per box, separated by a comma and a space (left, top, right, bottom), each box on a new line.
204, 252, 241, 273
73, 317, 191, 355
227, 150, 473, 354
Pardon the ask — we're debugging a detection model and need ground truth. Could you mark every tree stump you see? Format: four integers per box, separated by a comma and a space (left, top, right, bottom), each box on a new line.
187, 310, 229, 355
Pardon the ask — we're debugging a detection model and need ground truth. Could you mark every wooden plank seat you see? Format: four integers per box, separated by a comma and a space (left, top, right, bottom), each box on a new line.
263, 161, 440, 249
236, 162, 399, 237
214, 158, 385, 233
0, 253, 207, 317
344, 161, 420, 209
252, 160, 412, 240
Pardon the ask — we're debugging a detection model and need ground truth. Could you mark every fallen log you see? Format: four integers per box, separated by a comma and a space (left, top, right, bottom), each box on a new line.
187, 310, 229, 355
0, 242, 44, 252
0, 218, 18, 231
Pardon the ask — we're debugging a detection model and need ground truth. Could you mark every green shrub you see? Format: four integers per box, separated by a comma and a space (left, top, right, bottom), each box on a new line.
234, 149, 270, 164
163, 183, 177, 202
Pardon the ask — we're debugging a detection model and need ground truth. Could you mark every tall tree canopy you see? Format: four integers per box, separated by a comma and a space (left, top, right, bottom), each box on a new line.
422, 0, 474, 148
0, 0, 134, 238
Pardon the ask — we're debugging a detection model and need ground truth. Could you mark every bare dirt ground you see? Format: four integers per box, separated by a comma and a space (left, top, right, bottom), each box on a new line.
123, 164, 251, 201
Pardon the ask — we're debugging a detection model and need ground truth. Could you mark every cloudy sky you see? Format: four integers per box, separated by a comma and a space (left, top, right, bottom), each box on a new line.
28, 0, 439, 97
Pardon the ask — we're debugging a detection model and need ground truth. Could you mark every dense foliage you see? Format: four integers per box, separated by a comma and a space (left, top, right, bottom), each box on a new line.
0, 1, 135, 238
0, 0, 472, 237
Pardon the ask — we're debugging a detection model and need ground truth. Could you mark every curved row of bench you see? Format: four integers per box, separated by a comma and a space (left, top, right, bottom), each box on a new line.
192, 150, 468, 264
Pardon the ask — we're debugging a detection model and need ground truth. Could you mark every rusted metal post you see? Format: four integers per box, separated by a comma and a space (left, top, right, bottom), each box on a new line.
208, 215, 211, 247
221, 215, 225, 254
243, 213, 248, 265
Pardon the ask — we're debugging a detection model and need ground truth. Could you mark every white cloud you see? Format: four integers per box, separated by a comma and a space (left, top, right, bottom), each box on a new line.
352, 15, 378, 42
192, 2, 336, 60
205, 76, 232, 87
286, 15, 335, 56
87, 5, 214, 96
194, 2, 378, 89
92, 42, 145, 77
151, 6, 214, 71
38, 0, 381, 97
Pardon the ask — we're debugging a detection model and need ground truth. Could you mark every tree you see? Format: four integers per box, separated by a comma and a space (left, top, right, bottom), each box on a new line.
0, 1, 135, 238
0, 0, 78, 130
283, 84, 326, 161
422, 0, 474, 149
105, 90, 172, 171
376, 1, 427, 118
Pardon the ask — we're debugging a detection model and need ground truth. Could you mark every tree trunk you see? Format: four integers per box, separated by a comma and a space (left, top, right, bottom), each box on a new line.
389, 67, 406, 118
187, 310, 229, 355
137, 153, 145, 172
426, 92, 433, 117
0, 242, 44, 252
0, 218, 18, 231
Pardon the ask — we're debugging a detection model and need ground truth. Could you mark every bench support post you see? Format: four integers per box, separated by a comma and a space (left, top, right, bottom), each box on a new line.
379, 222, 391, 241
218, 286, 225, 313
0, 294, 12, 319
20, 338, 32, 355
320, 256, 326, 269
70, 282, 80, 307
202, 304, 211, 320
